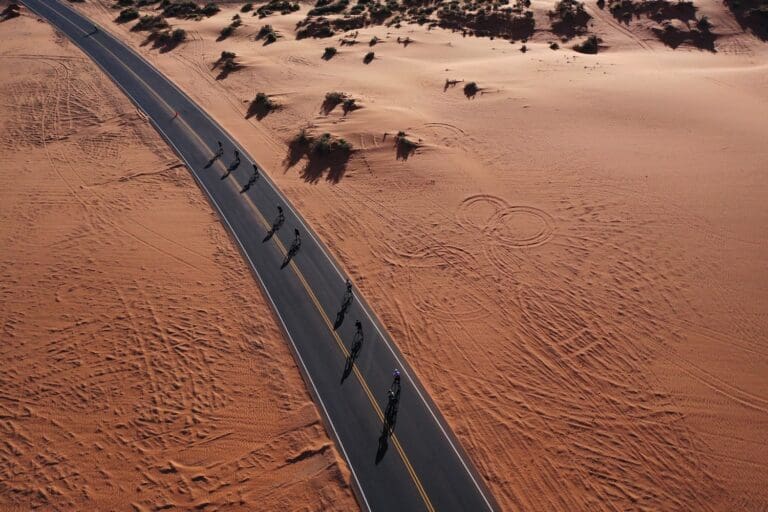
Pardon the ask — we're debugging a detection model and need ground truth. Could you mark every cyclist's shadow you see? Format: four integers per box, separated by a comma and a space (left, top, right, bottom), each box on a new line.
263, 215, 284, 242
341, 327, 363, 383
280, 230, 301, 269
280, 244, 300, 269
333, 290, 353, 330
375, 388, 400, 464
220, 159, 240, 180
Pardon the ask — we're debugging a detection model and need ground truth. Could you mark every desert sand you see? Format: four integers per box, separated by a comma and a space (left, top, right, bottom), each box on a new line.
6, 0, 768, 510
0, 9, 357, 511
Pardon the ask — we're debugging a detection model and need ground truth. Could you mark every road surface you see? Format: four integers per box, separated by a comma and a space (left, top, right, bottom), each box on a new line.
20, 1, 499, 510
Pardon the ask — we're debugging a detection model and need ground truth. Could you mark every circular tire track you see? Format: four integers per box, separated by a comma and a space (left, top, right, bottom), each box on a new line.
486, 206, 554, 248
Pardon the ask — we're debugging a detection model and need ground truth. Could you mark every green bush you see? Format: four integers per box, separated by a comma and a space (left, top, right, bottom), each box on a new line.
342, 98, 357, 113
323, 46, 338, 59
171, 27, 186, 42
116, 7, 140, 22
573, 34, 601, 53
257, 0, 300, 17
202, 2, 220, 16
257, 24, 275, 38
133, 14, 169, 31
219, 24, 236, 39
309, 0, 350, 15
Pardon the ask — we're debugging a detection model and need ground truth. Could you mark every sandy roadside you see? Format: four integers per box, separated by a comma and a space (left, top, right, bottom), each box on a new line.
26, 0, 768, 510
0, 9, 357, 511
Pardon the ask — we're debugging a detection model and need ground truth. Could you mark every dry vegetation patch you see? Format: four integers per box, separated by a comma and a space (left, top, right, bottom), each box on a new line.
607, 0, 716, 49
285, 129, 353, 183
548, 0, 591, 38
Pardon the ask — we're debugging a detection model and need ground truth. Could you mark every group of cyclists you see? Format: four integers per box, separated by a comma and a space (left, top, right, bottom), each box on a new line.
210, 140, 405, 432
342, 282, 403, 431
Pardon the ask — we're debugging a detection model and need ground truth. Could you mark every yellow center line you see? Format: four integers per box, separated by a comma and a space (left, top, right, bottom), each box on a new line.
239, 192, 436, 512
66, 13, 436, 511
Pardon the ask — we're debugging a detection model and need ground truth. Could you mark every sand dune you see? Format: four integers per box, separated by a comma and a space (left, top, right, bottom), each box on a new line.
0, 10, 356, 511
19, 0, 768, 510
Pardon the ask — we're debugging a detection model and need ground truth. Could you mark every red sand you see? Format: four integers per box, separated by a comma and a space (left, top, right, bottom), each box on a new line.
0, 10, 356, 511
5, 0, 768, 509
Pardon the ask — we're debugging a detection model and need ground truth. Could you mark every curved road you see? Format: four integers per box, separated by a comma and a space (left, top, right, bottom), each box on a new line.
21, 1, 499, 510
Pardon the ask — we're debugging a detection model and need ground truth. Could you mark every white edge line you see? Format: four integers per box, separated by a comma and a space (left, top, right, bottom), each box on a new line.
49, 1, 495, 509
29, 3, 372, 511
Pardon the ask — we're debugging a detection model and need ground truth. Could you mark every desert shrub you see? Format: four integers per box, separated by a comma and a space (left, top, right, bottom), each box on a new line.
369, 36, 379, 45
550, 41, 560, 49
309, 0, 350, 15
219, 23, 236, 40
394, 131, 418, 159
257, 24, 279, 41
162, 1, 197, 18
132, 15, 169, 31
216, 51, 240, 75
363, 51, 375, 63
247, 92, 279, 118
255, 92, 275, 109
153, 27, 187, 49
117, 0, 134, 6
463, 81, 479, 97
369, 2, 393, 21
435, 5, 535, 40
295, 129, 312, 145
241, 2, 254, 12
116, 7, 140, 22
573, 34, 601, 53
323, 46, 338, 59
730, 1, 768, 39
312, 133, 351, 155
313, 133, 334, 154
325, 91, 345, 105
256, 0, 300, 17
202, 2, 220, 16
548, 0, 591, 37
170, 27, 187, 42
697, 15, 712, 31
342, 97, 358, 113
296, 18, 335, 38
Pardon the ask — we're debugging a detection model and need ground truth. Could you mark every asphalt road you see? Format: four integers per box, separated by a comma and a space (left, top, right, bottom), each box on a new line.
21, 1, 499, 510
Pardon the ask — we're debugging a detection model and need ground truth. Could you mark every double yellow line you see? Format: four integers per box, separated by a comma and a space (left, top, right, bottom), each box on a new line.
237, 190, 435, 512
51, 5, 436, 509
